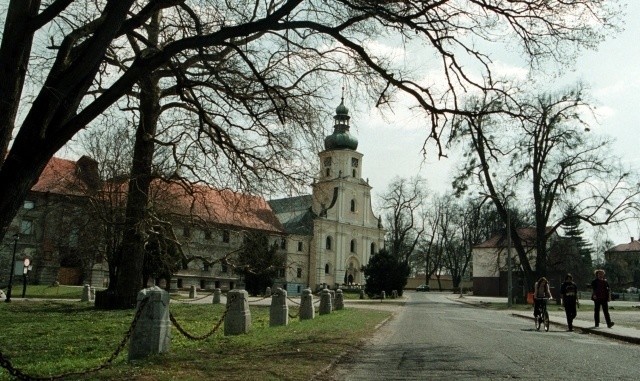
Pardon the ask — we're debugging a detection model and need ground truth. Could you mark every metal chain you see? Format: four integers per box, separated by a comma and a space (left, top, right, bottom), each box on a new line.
247, 295, 271, 304
0, 296, 151, 381
286, 296, 301, 305
169, 303, 230, 341
172, 289, 217, 303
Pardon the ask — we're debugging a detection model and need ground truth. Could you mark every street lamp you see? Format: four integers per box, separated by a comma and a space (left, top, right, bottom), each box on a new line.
506, 208, 513, 308
5, 233, 19, 303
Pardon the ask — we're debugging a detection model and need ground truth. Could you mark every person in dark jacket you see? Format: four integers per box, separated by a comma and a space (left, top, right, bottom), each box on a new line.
560, 274, 579, 331
591, 269, 614, 328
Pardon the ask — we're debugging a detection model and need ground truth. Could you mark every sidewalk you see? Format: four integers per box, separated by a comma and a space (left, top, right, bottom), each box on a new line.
454, 295, 640, 345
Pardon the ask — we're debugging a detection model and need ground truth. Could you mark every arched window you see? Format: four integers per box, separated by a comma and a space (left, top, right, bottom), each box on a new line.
370, 242, 376, 255
350, 199, 356, 212
350, 239, 356, 253
326, 236, 332, 250
325, 263, 330, 274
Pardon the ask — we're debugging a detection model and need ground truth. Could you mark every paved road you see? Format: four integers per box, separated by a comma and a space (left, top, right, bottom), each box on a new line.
320, 292, 640, 380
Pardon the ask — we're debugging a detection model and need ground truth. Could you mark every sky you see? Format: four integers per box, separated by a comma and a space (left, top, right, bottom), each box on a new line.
348, 1, 640, 246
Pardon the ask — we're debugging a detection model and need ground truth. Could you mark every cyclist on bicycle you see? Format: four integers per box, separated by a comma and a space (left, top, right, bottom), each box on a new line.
533, 277, 552, 320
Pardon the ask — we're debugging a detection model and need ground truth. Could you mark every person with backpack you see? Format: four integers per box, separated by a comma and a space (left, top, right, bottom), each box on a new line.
533, 277, 552, 320
591, 269, 614, 328
560, 274, 579, 331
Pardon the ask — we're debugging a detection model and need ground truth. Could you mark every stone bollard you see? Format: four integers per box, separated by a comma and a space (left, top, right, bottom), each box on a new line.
381, 291, 386, 300
299, 289, 315, 320
81, 284, 91, 302
265, 287, 272, 297
391, 290, 398, 299
0, 290, 5, 301
319, 289, 332, 315
128, 286, 171, 361
189, 285, 197, 299
360, 289, 365, 300
224, 289, 251, 336
329, 289, 336, 310
335, 289, 344, 310
212, 288, 222, 304
269, 288, 289, 327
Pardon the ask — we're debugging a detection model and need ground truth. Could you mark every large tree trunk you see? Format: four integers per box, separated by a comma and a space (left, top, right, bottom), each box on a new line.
99, 12, 162, 309
0, 0, 40, 159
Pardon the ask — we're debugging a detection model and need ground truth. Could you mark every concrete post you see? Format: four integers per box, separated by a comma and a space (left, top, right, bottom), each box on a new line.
381, 291, 386, 299
299, 289, 315, 320
81, 284, 91, 302
319, 289, 332, 315
335, 289, 344, 310
329, 289, 336, 310
360, 289, 365, 300
391, 290, 398, 299
189, 285, 197, 299
269, 288, 289, 327
224, 289, 251, 335
128, 286, 171, 361
265, 287, 272, 297
212, 288, 221, 304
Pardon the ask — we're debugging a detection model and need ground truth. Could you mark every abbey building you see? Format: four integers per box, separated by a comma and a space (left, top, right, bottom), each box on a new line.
0, 99, 386, 294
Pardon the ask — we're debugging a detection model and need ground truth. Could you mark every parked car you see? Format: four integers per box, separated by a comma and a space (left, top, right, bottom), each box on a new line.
416, 284, 430, 292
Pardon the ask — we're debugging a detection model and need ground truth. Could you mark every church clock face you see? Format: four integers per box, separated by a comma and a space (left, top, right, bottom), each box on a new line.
324, 157, 332, 167
351, 158, 359, 167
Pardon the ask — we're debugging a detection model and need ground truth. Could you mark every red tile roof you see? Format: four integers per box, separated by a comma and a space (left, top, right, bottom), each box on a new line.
31, 157, 89, 196
149, 181, 285, 234
32, 157, 286, 234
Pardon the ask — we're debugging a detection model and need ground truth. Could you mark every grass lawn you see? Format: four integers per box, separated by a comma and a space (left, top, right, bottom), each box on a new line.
0, 301, 391, 380
7, 284, 86, 299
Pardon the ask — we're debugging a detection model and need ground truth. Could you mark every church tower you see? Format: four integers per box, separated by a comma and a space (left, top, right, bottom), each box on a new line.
310, 98, 386, 289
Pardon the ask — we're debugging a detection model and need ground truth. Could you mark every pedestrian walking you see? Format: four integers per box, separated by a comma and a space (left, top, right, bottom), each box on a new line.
591, 269, 614, 328
560, 274, 579, 331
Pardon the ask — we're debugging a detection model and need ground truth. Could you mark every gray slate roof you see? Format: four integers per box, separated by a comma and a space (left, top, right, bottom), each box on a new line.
268, 195, 315, 236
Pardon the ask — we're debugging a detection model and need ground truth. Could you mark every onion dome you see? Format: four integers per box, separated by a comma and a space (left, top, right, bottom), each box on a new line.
324, 98, 358, 150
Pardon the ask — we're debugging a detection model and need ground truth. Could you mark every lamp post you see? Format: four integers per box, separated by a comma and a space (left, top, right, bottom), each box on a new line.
506, 208, 513, 308
5, 234, 19, 303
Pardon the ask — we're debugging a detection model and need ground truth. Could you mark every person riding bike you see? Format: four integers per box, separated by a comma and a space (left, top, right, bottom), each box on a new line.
533, 277, 552, 320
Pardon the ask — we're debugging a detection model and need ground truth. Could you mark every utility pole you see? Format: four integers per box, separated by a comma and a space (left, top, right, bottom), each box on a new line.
507, 209, 513, 308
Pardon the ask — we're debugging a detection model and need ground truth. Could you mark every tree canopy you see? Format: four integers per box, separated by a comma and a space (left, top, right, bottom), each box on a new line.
0, 0, 621, 244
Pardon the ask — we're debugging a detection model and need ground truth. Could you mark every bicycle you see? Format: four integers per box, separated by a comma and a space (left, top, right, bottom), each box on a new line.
534, 297, 550, 332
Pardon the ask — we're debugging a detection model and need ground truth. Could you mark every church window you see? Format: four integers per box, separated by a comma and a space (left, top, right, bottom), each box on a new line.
23, 200, 35, 209
280, 238, 287, 250
297, 268, 303, 278
350, 239, 357, 253
298, 241, 303, 251
326, 236, 332, 250
325, 263, 330, 274
326, 168, 331, 177
350, 199, 356, 212
352, 169, 356, 177
222, 230, 230, 243
370, 242, 376, 255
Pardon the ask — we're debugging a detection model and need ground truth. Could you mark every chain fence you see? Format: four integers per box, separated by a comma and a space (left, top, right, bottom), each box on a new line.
171, 289, 217, 303
170, 303, 231, 341
0, 296, 151, 381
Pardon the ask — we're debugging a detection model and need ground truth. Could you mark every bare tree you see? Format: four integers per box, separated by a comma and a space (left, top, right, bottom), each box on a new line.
451, 84, 640, 288
0, 1, 621, 305
381, 176, 427, 264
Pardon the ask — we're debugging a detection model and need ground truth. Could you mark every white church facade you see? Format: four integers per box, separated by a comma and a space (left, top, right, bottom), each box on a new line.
269, 99, 387, 293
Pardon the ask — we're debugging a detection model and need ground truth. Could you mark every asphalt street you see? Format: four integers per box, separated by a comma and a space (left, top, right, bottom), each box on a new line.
318, 292, 640, 381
